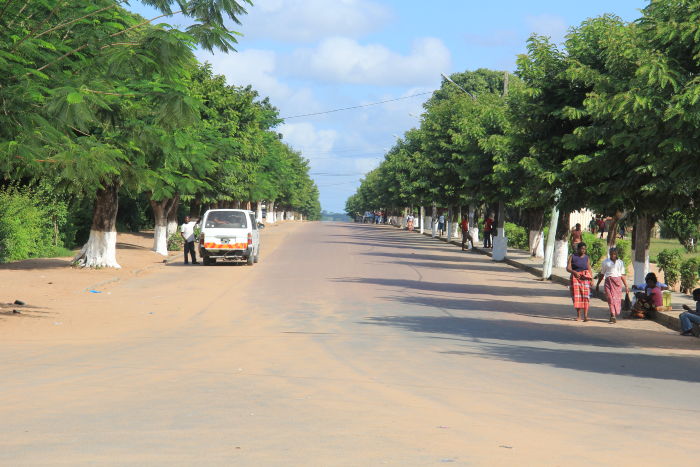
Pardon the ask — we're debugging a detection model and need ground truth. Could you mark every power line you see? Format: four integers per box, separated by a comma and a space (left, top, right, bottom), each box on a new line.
281, 91, 433, 120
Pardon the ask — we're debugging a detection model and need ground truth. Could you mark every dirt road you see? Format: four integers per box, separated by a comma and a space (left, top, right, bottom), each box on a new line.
2, 222, 700, 465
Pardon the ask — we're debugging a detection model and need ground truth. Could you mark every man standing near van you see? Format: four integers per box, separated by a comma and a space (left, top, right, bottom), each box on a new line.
180, 215, 199, 265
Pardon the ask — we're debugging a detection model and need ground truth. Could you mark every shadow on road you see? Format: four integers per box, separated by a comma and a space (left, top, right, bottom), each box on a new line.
360, 314, 700, 383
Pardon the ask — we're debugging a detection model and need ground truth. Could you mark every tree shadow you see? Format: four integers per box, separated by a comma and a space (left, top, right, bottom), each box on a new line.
0, 258, 72, 271
333, 276, 568, 298
360, 314, 700, 383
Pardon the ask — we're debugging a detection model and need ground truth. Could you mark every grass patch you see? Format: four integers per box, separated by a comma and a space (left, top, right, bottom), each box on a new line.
45, 246, 75, 258
649, 238, 700, 263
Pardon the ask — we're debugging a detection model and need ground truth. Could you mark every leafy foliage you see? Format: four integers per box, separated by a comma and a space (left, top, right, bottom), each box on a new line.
656, 248, 682, 288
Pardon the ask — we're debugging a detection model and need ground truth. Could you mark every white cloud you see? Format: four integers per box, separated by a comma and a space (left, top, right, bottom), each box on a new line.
279, 122, 338, 159
196, 49, 324, 118
282, 37, 451, 86
240, 0, 392, 43
526, 14, 568, 43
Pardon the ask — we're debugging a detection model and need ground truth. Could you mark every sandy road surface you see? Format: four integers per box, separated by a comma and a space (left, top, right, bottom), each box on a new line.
2, 222, 700, 466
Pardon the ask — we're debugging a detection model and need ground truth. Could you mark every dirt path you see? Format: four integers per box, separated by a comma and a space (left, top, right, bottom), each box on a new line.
1, 222, 699, 465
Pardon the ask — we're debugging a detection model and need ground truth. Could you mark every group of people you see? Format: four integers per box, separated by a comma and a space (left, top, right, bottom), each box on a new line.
587, 215, 626, 240
431, 212, 495, 250
566, 241, 700, 335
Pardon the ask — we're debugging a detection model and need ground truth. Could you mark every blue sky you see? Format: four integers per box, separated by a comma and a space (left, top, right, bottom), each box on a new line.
128, 0, 647, 212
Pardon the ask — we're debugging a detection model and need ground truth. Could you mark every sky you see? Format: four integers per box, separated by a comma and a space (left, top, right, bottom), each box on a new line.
128, 0, 648, 213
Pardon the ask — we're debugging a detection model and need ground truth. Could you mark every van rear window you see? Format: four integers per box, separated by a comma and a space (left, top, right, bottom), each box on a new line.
204, 211, 248, 229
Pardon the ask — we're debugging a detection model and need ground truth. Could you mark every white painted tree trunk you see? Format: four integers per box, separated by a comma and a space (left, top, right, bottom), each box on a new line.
73, 183, 121, 269
74, 230, 121, 269
633, 215, 652, 285
256, 202, 263, 223
419, 206, 425, 234
266, 201, 276, 223
445, 206, 454, 242
468, 205, 479, 245
431, 205, 437, 238
492, 228, 507, 261
529, 230, 545, 258
553, 239, 568, 269
167, 199, 179, 237
633, 254, 650, 286
153, 222, 168, 256
492, 202, 507, 261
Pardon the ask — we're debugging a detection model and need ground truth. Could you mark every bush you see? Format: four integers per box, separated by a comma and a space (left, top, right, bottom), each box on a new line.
680, 258, 700, 294
505, 222, 528, 250
167, 232, 184, 251
656, 249, 682, 288
580, 232, 606, 269
616, 239, 631, 265
0, 187, 59, 262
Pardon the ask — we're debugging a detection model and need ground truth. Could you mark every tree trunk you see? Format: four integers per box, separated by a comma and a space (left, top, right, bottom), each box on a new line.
553, 210, 570, 268
149, 195, 179, 257
493, 201, 507, 261
526, 208, 545, 258
606, 210, 624, 248
189, 195, 201, 217
73, 182, 121, 268
446, 206, 453, 239
256, 201, 263, 223
431, 204, 437, 237
167, 197, 180, 237
419, 206, 425, 234
267, 201, 275, 223
633, 214, 654, 284
468, 205, 479, 244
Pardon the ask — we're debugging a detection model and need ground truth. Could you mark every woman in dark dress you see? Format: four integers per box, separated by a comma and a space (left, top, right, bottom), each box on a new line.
567, 242, 593, 321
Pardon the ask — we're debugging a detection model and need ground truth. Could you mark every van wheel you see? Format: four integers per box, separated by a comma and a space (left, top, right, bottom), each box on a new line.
254, 247, 260, 263
246, 254, 254, 266
203, 256, 215, 266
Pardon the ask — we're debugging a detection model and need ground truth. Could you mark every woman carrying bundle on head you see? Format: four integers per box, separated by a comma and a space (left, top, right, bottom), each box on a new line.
596, 247, 630, 324
567, 242, 593, 322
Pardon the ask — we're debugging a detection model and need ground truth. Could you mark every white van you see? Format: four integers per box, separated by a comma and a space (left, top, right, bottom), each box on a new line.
198, 209, 263, 266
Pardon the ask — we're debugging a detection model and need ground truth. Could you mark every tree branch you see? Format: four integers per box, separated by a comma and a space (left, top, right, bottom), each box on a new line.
35, 4, 118, 39
0, 0, 17, 24
33, 10, 183, 74
6, 0, 29, 28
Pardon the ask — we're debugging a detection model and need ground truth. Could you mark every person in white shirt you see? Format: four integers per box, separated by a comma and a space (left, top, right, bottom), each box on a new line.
180, 216, 199, 265
595, 247, 630, 323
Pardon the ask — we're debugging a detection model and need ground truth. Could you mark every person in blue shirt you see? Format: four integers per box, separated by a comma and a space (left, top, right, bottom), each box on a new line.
679, 288, 700, 336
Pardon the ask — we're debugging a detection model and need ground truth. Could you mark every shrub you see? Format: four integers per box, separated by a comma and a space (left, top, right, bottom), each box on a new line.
656, 249, 682, 288
0, 187, 56, 262
680, 258, 700, 294
580, 232, 606, 269
505, 222, 528, 250
615, 239, 631, 265
167, 232, 184, 251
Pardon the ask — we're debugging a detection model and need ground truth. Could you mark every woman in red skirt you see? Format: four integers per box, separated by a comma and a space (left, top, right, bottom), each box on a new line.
595, 247, 629, 323
567, 242, 593, 321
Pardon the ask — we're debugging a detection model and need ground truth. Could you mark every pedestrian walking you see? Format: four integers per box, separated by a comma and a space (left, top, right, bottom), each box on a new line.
567, 242, 593, 321
483, 214, 494, 248
407, 213, 415, 231
596, 216, 606, 239
460, 216, 473, 251
180, 215, 199, 265
595, 247, 629, 323
588, 217, 597, 234
570, 223, 583, 247
437, 213, 445, 237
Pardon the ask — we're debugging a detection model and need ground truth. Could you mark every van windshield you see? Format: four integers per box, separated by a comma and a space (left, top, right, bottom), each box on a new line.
204, 211, 248, 229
